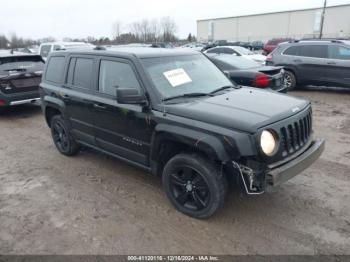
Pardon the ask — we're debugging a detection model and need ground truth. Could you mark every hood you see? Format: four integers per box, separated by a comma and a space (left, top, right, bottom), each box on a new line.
164, 87, 309, 133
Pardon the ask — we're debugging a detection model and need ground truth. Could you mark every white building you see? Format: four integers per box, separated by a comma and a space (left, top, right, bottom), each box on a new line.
197, 4, 350, 42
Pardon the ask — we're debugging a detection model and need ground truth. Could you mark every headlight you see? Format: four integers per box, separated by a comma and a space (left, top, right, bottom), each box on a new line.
260, 130, 277, 156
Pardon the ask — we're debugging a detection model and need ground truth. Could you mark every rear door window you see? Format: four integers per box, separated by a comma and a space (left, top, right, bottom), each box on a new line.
70, 58, 94, 89
284, 46, 300, 56
40, 45, 51, 58
299, 45, 328, 58
45, 56, 65, 83
98, 60, 141, 97
328, 45, 350, 60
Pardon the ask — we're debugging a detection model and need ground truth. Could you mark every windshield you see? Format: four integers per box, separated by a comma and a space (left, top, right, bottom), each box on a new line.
141, 54, 232, 99
215, 55, 260, 69
234, 46, 254, 55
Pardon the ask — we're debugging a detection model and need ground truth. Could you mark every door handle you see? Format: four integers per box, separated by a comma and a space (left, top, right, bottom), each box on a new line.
93, 103, 107, 110
327, 62, 336, 65
293, 59, 302, 63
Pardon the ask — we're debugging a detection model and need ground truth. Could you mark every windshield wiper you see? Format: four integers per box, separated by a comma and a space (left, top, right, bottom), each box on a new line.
209, 85, 239, 95
162, 92, 212, 102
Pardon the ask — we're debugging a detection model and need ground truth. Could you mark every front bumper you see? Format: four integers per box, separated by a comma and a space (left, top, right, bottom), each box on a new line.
234, 138, 325, 194
266, 138, 325, 188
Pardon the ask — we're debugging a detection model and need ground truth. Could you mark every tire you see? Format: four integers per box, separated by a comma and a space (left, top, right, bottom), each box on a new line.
162, 153, 227, 219
284, 70, 297, 91
50, 115, 80, 156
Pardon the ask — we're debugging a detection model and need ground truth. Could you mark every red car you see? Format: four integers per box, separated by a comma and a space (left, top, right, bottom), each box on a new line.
263, 38, 294, 55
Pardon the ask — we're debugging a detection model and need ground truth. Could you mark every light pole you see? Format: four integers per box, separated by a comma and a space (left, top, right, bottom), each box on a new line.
319, 0, 327, 39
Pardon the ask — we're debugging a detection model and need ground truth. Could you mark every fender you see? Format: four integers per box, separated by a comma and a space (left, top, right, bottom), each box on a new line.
151, 123, 233, 163
43, 95, 66, 111
42, 95, 66, 126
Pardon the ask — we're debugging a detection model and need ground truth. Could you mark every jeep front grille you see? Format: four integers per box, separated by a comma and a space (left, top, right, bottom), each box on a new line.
280, 110, 312, 157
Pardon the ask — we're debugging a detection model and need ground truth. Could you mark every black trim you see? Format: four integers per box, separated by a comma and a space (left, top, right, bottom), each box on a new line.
266, 139, 325, 188
77, 140, 151, 172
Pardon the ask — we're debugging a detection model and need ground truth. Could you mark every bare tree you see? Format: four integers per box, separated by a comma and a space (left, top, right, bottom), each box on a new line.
39, 36, 56, 43
129, 21, 142, 41
0, 35, 9, 49
140, 19, 152, 42
150, 18, 160, 42
160, 16, 177, 42
112, 20, 123, 40
9, 33, 23, 48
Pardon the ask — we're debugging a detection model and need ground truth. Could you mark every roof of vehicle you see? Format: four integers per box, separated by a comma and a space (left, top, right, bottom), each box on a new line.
40, 41, 93, 47
51, 47, 199, 59
280, 39, 350, 46
0, 50, 42, 58
210, 45, 239, 49
206, 53, 257, 62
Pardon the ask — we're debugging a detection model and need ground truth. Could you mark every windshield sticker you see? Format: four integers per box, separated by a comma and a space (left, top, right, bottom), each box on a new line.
163, 68, 192, 87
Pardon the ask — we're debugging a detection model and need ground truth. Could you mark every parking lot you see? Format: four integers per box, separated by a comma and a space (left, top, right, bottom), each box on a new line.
0, 87, 349, 255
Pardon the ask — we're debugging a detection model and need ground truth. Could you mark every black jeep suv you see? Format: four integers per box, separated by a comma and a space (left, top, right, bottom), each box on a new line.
40, 48, 325, 218
0, 51, 44, 108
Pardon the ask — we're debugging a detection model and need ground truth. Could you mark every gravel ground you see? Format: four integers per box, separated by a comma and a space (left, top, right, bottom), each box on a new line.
0, 87, 349, 255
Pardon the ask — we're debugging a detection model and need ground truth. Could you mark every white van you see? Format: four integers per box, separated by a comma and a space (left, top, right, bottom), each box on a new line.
38, 42, 95, 60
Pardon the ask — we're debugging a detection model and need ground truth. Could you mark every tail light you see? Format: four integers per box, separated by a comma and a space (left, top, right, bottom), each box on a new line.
253, 73, 269, 88
0, 99, 6, 106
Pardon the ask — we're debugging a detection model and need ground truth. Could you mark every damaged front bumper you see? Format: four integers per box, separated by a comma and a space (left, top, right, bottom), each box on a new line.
234, 138, 325, 194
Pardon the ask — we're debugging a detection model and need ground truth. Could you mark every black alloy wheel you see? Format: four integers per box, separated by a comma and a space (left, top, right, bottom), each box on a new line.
169, 165, 211, 211
52, 120, 69, 152
163, 153, 226, 219
50, 115, 80, 156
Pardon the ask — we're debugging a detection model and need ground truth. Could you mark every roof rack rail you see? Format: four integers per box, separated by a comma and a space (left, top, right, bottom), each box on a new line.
300, 38, 349, 42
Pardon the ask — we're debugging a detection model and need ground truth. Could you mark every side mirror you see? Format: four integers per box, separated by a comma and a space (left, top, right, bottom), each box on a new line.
116, 88, 147, 105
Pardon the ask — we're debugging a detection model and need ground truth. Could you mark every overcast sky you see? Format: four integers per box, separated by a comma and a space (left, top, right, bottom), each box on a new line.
0, 0, 349, 40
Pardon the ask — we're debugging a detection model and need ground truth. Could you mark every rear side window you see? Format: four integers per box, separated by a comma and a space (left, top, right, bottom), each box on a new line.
299, 45, 328, 58
40, 45, 51, 58
53, 45, 61, 51
207, 48, 221, 54
284, 46, 300, 56
45, 56, 65, 83
221, 48, 235, 55
69, 58, 93, 89
98, 60, 140, 97
329, 45, 350, 60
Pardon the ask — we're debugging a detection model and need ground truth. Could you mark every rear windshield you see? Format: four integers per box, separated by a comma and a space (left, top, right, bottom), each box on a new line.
0, 55, 43, 65
0, 55, 44, 72
234, 46, 254, 55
